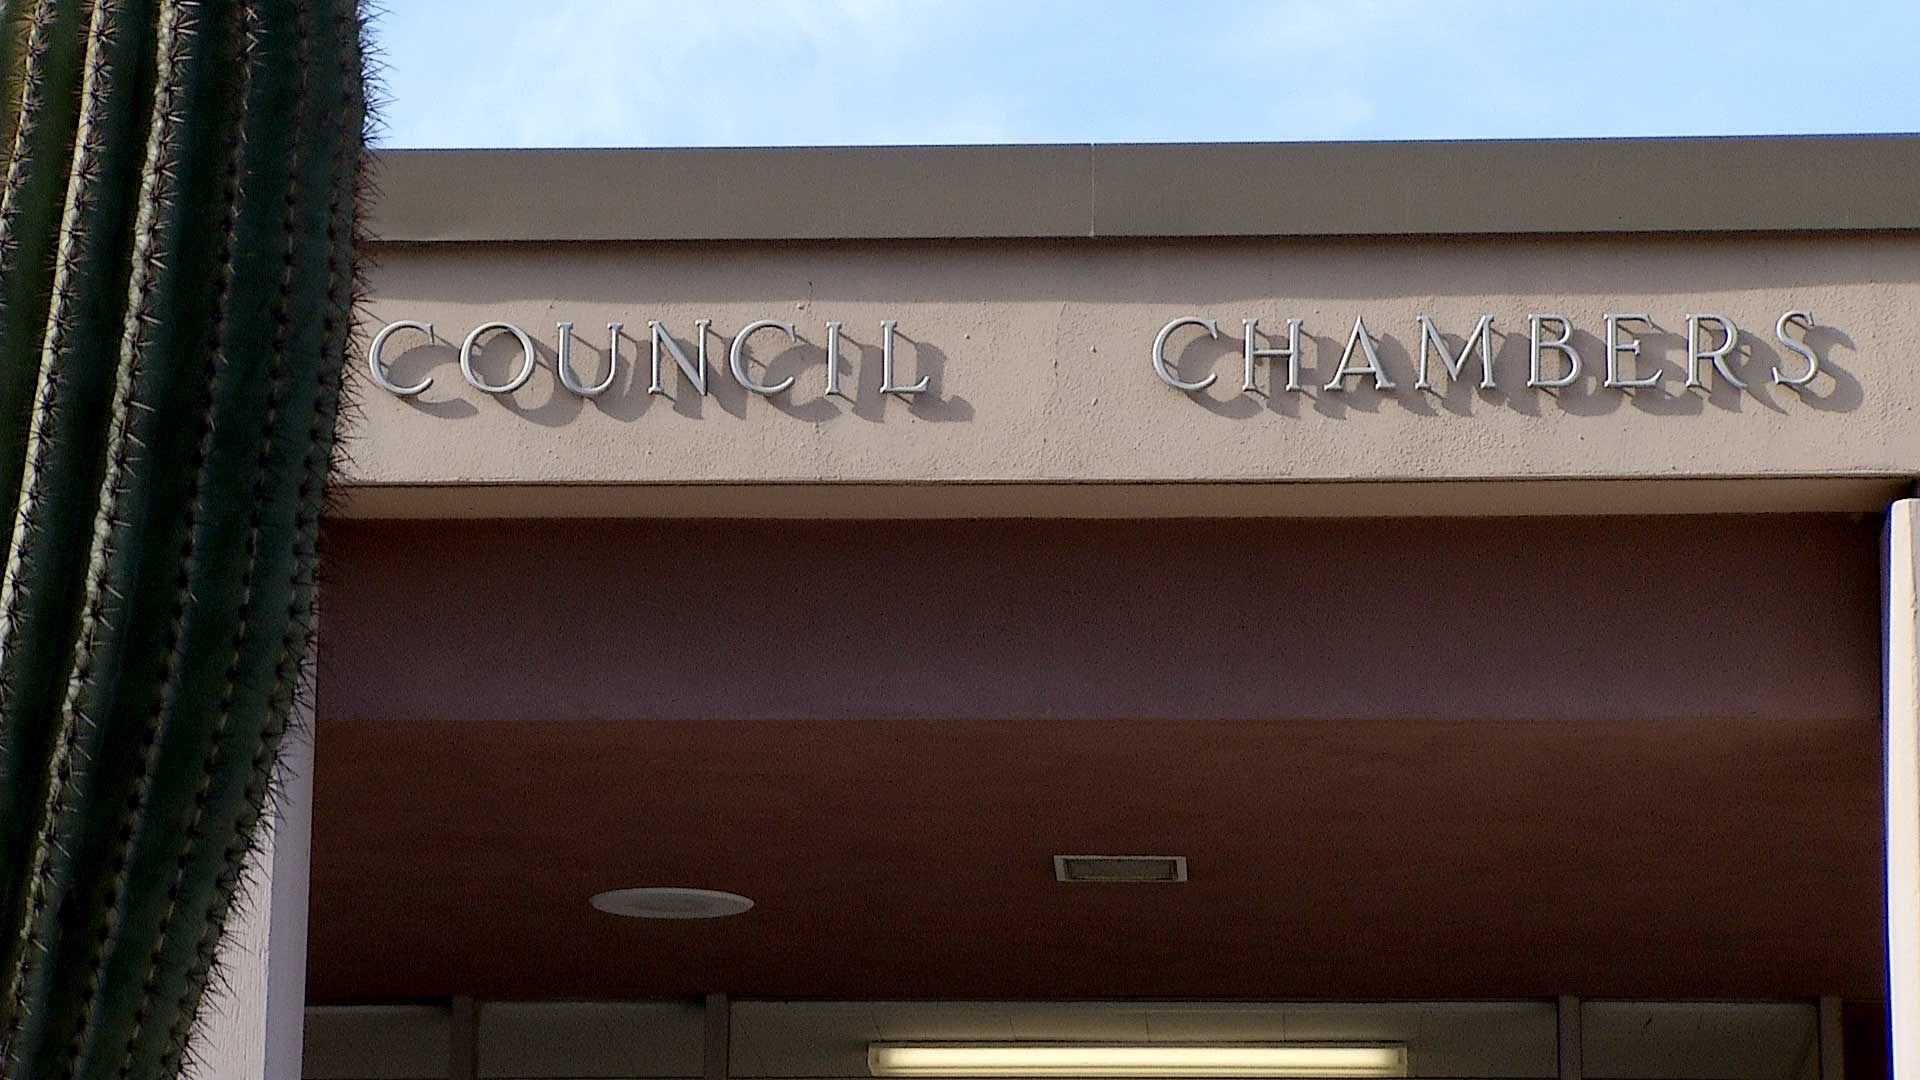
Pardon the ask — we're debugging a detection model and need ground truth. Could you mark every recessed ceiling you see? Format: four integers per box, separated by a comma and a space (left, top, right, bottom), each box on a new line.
307, 515, 1886, 1005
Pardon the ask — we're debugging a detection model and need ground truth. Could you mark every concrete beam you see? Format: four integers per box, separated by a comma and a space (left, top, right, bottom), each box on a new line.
367, 137, 1920, 243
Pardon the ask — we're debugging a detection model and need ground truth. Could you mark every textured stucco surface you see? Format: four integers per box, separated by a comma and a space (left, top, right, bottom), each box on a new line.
343, 233, 1920, 492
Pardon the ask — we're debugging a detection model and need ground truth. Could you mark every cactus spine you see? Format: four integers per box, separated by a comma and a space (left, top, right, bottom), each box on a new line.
0, 1, 367, 1076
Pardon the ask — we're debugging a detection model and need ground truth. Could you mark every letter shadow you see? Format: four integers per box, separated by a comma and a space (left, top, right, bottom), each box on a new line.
385, 339, 477, 419
1790, 324, 1863, 413
1533, 330, 1623, 418
1405, 329, 1517, 418
1175, 332, 1259, 418
469, 331, 583, 428
1612, 325, 1700, 417
847, 332, 973, 423
565, 325, 655, 422
761, 337, 840, 423
596, 325, 739, 420
1302, 333, 1387, 419
1171, 316, 1865, 422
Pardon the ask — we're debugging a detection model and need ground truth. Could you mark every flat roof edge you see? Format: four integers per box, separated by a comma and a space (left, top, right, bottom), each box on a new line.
366, 135, 1920, 243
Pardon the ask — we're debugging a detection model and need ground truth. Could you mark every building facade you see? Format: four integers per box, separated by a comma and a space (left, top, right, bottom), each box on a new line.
217, 138, 1920, 1079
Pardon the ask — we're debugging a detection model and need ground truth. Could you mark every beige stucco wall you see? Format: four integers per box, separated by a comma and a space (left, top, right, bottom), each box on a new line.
342, 232, 1920, 505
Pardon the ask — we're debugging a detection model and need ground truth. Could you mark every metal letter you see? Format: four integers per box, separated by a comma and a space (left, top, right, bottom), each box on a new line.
459, 321, 537, 394
1603, 313, 1658, 389
880, 320, 929, 396
730, 319, 797, 395
556, 321, 619, 398
1324, 315, 1395, 391
368, 319, 435, 397
1151, 316, 1220, 392
1242, 317, 1302, 393
650, 319, 711, 396
1527, 314, 1581, 388
1772, 309, 1820, 387
825, 321, 848, 399
1416, 314, 1496, 391
1685, 313, 1746, 389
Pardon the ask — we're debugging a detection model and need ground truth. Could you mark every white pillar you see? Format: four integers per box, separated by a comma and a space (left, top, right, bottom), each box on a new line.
1887, 499, 1920, 1079
192, 711, 316, 1079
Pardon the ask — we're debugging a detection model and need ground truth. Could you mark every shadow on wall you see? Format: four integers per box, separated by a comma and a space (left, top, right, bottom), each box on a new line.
1166, 319, 1861, 421
382, 322, 974, 428
375, 315, 1855, 425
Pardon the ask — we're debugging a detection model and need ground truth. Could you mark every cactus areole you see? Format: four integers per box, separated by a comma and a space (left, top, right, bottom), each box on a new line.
0, 0, 367, 1075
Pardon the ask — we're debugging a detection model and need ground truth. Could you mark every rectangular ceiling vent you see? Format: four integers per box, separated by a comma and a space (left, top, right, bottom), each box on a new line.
1053, 854, 1188, 883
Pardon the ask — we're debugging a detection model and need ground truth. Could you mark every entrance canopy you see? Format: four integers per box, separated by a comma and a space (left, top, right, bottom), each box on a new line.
293, 137, 1920, 1079
310, 515, 1882, 1004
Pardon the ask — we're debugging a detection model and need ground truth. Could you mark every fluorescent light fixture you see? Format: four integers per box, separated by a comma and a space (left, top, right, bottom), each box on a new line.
867, 1043, 1408, 1079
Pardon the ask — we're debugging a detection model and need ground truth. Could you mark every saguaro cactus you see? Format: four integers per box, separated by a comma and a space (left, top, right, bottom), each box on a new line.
0, 0, 367, 1076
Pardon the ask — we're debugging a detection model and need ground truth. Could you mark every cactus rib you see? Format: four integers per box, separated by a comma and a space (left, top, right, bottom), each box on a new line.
0, 0, 364, 1075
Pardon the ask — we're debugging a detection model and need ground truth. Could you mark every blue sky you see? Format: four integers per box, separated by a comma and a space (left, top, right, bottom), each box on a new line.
371, 1, 1920, 148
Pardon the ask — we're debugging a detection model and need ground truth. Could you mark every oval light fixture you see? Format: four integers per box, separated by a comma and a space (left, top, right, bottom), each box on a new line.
590, 887, 755, 920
